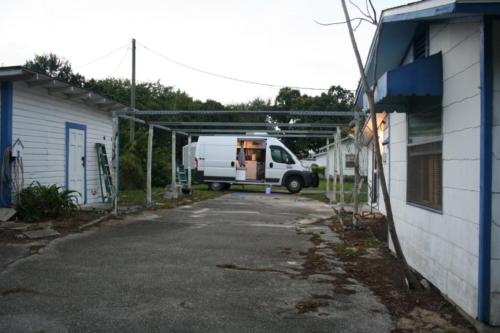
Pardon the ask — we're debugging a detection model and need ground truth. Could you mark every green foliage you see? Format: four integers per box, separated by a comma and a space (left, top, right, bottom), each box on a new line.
16, 182, 79, 222
311, 165, 325, 176
119, 148, 145, 190
152, 146, 171, 187
24, 53, 86, 87
118, 128, 172, 190
24, 53, 355, 184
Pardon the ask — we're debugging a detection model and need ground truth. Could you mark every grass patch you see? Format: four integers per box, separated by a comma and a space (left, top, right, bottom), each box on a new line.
119, 183, 227, 208
118, 179, 368, 207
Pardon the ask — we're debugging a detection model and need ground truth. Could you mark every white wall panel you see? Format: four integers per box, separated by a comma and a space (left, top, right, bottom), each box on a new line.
12, 83, 113, 205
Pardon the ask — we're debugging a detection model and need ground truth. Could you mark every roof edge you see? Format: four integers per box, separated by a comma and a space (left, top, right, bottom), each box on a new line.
0, 66, 127, 112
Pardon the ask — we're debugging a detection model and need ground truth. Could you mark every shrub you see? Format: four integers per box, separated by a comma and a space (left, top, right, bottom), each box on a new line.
16, 182, 79, 222
311, 165, 325, 176
119, 149, 145, 190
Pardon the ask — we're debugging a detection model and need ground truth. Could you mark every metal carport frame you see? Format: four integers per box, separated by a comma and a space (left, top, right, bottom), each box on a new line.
112, 109, 363, 213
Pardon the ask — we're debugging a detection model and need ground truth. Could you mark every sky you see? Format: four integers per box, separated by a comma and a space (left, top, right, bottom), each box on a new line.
1, 0, 404, 105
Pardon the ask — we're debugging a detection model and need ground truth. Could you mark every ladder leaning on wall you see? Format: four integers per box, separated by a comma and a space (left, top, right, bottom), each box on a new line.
95, 143, 114, 203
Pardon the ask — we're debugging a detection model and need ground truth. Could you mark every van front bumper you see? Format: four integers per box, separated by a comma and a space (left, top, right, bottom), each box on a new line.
302, 171, 319, 188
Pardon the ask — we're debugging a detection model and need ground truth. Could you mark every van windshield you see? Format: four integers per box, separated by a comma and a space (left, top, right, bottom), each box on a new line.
270, 146, 295, 164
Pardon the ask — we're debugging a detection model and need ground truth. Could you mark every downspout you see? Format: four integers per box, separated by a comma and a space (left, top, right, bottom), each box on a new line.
477, 15, 492, 324
0, 81, 13, 207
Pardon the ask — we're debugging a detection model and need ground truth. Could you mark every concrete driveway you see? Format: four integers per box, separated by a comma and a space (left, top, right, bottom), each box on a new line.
0, 193, 394, 332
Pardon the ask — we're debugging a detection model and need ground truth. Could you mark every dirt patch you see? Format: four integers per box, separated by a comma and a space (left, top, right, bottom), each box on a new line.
295, 300, 329, 314
215, 263, 288, 275
397, 307, 468, 333
217, 228, 357, 313
0, 210, 109, 244
1, 287, 39, 296
329, 215, 476, 333
309, 233, 322, 246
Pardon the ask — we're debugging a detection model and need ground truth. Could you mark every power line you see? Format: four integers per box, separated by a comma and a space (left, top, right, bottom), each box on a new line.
138, 42, 332, 92
109, 47, 130, 77
76, 43, 128, 69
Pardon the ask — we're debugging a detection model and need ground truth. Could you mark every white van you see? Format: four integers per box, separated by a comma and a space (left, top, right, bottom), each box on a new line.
193, 136, 319, 193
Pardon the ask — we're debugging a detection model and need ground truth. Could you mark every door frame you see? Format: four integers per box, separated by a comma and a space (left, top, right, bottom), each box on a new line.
65, 122, 87, 204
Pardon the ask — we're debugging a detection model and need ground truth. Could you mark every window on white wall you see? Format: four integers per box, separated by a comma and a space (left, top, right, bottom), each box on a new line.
407, 111, 442, 211
345, 154, 355, 168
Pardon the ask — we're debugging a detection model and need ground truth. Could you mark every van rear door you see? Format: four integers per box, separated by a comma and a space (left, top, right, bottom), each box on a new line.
199, 137, 236, 181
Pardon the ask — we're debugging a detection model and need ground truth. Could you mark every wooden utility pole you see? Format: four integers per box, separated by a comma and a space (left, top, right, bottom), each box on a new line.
130, 38, 136, 142
146, 125, 153, 207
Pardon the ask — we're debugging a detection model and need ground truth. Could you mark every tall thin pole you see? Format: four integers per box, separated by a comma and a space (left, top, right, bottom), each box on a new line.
341, 0, 421, 289
130, 38, 136, 142
337, 127, 345, 213
146, 125, 153, 207
171, 131, 178, 199
353, 114, 360, 226
332, 134, 337, 204
325, 138, 330, 199
187, 135, 192, 189
112, 116, 120, 215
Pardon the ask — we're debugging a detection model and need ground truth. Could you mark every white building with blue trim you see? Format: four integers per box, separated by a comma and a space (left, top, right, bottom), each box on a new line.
357, 0, 500, 326
312, 135, 369, 177
0, 67, 123, 206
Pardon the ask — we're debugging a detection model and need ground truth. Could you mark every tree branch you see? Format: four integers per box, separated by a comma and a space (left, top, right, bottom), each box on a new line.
368, 0, 378, 24
348, 0, 372, 21
353, 19, 363, 31
340, 0, 422, 290
314, 17, 373, 27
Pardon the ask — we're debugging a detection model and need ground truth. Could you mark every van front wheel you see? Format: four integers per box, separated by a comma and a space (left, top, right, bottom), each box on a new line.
286, 176, 303, 194
208, 182, 224, 191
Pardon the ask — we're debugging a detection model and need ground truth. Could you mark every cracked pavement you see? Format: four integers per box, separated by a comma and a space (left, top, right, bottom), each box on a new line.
0, 192, 395, 332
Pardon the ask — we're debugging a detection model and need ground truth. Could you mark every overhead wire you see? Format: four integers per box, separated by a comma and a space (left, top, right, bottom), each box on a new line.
109, 47, 130, 77
138, 42, 333, 92
76, 43, 128, 69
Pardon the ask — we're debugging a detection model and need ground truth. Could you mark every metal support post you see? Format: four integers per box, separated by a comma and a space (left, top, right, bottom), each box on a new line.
146, 125, 153, 207
325, 138, 330, 199
332, 141, 337, 204
112, 116, 120, 214
337, 127, 345, 212
353, 114, 360, 225
171, 130, 178, 199
187, 135, 192, 189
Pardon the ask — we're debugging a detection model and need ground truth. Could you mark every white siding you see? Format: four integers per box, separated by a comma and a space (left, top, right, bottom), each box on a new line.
316, 140, 369, 177
312, 153, 326, 168
12, 82, 113, 205
379, 21, 482, 318
365, 113, 389, 214
490, 19, 500, 326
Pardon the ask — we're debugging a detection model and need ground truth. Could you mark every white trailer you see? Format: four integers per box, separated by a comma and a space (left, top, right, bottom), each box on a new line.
193, 136, 318, 193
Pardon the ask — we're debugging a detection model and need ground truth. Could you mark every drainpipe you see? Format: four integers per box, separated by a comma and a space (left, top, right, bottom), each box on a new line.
477, 15, 492, 324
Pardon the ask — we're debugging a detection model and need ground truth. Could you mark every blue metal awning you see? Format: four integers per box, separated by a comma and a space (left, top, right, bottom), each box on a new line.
364, 52, 443, 113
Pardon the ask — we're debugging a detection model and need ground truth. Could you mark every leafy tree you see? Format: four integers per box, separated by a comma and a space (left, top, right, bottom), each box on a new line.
24, 52, 355, 186
25, 53, 86, 87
